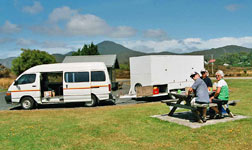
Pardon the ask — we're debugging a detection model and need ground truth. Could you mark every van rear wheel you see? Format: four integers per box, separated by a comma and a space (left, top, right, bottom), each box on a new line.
85, 95, 98, 107
21, 97, 34, 110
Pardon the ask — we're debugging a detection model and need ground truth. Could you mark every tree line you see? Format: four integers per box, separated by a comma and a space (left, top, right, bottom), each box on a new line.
11, 42, 252, 76
12, 43, 99, 75
215, 52, 252, 67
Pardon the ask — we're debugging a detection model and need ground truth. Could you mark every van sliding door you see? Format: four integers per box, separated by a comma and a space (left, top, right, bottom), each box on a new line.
63, 72, 91, 102
90, 71, 109, 100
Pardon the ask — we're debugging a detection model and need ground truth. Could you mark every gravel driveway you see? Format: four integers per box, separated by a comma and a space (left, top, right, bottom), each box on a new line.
0, 92, 18, 110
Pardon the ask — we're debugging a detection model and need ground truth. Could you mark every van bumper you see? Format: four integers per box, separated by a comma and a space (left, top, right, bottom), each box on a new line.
5, 94, 12, 104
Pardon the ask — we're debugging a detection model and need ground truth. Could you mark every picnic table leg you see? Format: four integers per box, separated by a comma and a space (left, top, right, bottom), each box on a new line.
223, 105, 234, 117
168, 98, 183, 116
191, 108, 203, 123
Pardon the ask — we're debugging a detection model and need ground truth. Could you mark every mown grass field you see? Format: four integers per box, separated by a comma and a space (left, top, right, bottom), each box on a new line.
0, 79, 252, 150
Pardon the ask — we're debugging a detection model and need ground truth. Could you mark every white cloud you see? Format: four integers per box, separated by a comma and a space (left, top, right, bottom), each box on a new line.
22, 1, 43, 14
0, 49, 22, 58
41, 41, 67, 48
0, 21, 21, 34
121, 36, 252, 53
16, 38, 37, 46
110, 26, 137, 38
40, 42, 77, 54
16, 38, 72, 50
31, 6, 136, 38
225, 4, 242, 12
143, 29, 168, 40
66, 14, 110, 36
49, 6, 77, 23
30, 25, 64, 36
0, 37, 14, 44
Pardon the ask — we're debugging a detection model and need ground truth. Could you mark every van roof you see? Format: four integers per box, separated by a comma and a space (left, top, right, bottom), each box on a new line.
24, 62, 107, 74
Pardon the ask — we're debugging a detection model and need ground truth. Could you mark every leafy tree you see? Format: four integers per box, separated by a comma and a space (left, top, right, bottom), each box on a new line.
248, 52, 252, 66
215, 52, 252, 67
72, 42, 100, 56
226, 53, 240, 66
12, 49, 56, 75
0, 64, 10, 77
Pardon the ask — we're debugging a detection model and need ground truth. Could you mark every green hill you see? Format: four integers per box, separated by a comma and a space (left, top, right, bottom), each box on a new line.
97, 41, 146, 64
52, 51, 74, 63
1, 42, 252, 69
0, 57, 16, 69
186, 45, 252, 60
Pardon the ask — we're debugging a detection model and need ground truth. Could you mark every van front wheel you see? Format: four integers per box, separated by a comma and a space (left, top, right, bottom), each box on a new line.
85, 95, 98, 107
21, 97, 34, 110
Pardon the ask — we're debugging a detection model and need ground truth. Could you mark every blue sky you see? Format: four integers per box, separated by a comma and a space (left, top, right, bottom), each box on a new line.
0, 0, 252, 58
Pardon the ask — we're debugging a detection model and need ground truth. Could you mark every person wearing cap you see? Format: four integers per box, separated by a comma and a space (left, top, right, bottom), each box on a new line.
188, 72, 210, 123
210, 70, 230, 118
200, 69, 212, 88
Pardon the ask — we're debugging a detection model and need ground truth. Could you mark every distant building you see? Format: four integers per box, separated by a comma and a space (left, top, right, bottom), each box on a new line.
63, 55, 120, 82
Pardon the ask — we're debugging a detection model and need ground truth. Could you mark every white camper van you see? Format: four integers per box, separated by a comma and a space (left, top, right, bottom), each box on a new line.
129, 55, 204, 97
5, 62, 113, 109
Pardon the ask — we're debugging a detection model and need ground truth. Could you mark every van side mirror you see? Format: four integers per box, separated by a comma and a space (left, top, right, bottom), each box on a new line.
14, 80, 18, 85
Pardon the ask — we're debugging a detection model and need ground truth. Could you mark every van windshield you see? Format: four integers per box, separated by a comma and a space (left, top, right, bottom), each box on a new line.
17, 74, 36, 85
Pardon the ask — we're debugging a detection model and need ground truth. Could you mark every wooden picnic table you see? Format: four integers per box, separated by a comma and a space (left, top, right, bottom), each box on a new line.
162, 91, 238, 120
161, 92, 205, 122
165, 92, 196, 116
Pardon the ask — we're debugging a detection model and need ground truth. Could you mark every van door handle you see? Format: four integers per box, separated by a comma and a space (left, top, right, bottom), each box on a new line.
32, 85, 36, 87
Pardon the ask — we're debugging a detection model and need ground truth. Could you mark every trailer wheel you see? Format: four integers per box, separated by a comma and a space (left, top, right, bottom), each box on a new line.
21, 97, 34, 110
85, 95, 98, 107
134, 83, 142, 92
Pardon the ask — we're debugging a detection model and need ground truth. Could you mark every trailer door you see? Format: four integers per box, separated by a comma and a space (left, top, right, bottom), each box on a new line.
63, 71, 91, 102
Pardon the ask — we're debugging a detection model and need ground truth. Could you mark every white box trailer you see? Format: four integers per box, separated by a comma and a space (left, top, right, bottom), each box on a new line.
129, 55, 204, 97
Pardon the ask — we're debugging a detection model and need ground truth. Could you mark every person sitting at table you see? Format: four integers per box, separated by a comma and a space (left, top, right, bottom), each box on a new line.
200, 69, 212, 88
210, 70, 230, 119
188, 72, 210, 123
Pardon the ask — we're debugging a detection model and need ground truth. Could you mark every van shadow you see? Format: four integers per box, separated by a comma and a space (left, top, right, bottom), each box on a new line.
10, 100, 116, 110
132, 95, 171, 102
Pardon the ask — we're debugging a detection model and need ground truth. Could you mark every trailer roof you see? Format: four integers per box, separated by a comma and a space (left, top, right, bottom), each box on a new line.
130, 55, 204, 58
63, 55, 119, 69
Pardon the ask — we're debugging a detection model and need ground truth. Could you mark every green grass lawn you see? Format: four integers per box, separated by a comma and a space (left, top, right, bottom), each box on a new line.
0, 79, 252, 150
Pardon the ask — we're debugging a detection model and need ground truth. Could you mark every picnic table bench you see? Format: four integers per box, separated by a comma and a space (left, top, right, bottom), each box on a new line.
161, 92, 239, 122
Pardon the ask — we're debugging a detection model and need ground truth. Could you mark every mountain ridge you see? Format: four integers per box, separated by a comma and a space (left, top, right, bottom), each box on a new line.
1, 41, 251, 68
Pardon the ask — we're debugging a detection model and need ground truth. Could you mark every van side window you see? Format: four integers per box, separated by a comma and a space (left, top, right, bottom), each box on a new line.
17, 74, 36, 85
91, 71, 105, 81
65, 72, 89, 82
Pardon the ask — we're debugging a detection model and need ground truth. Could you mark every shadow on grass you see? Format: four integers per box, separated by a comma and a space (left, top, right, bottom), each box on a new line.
10, 100, 116, 110
132, 95, 171, 102
164, 111, 198, 123
9, 95, 170, 110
